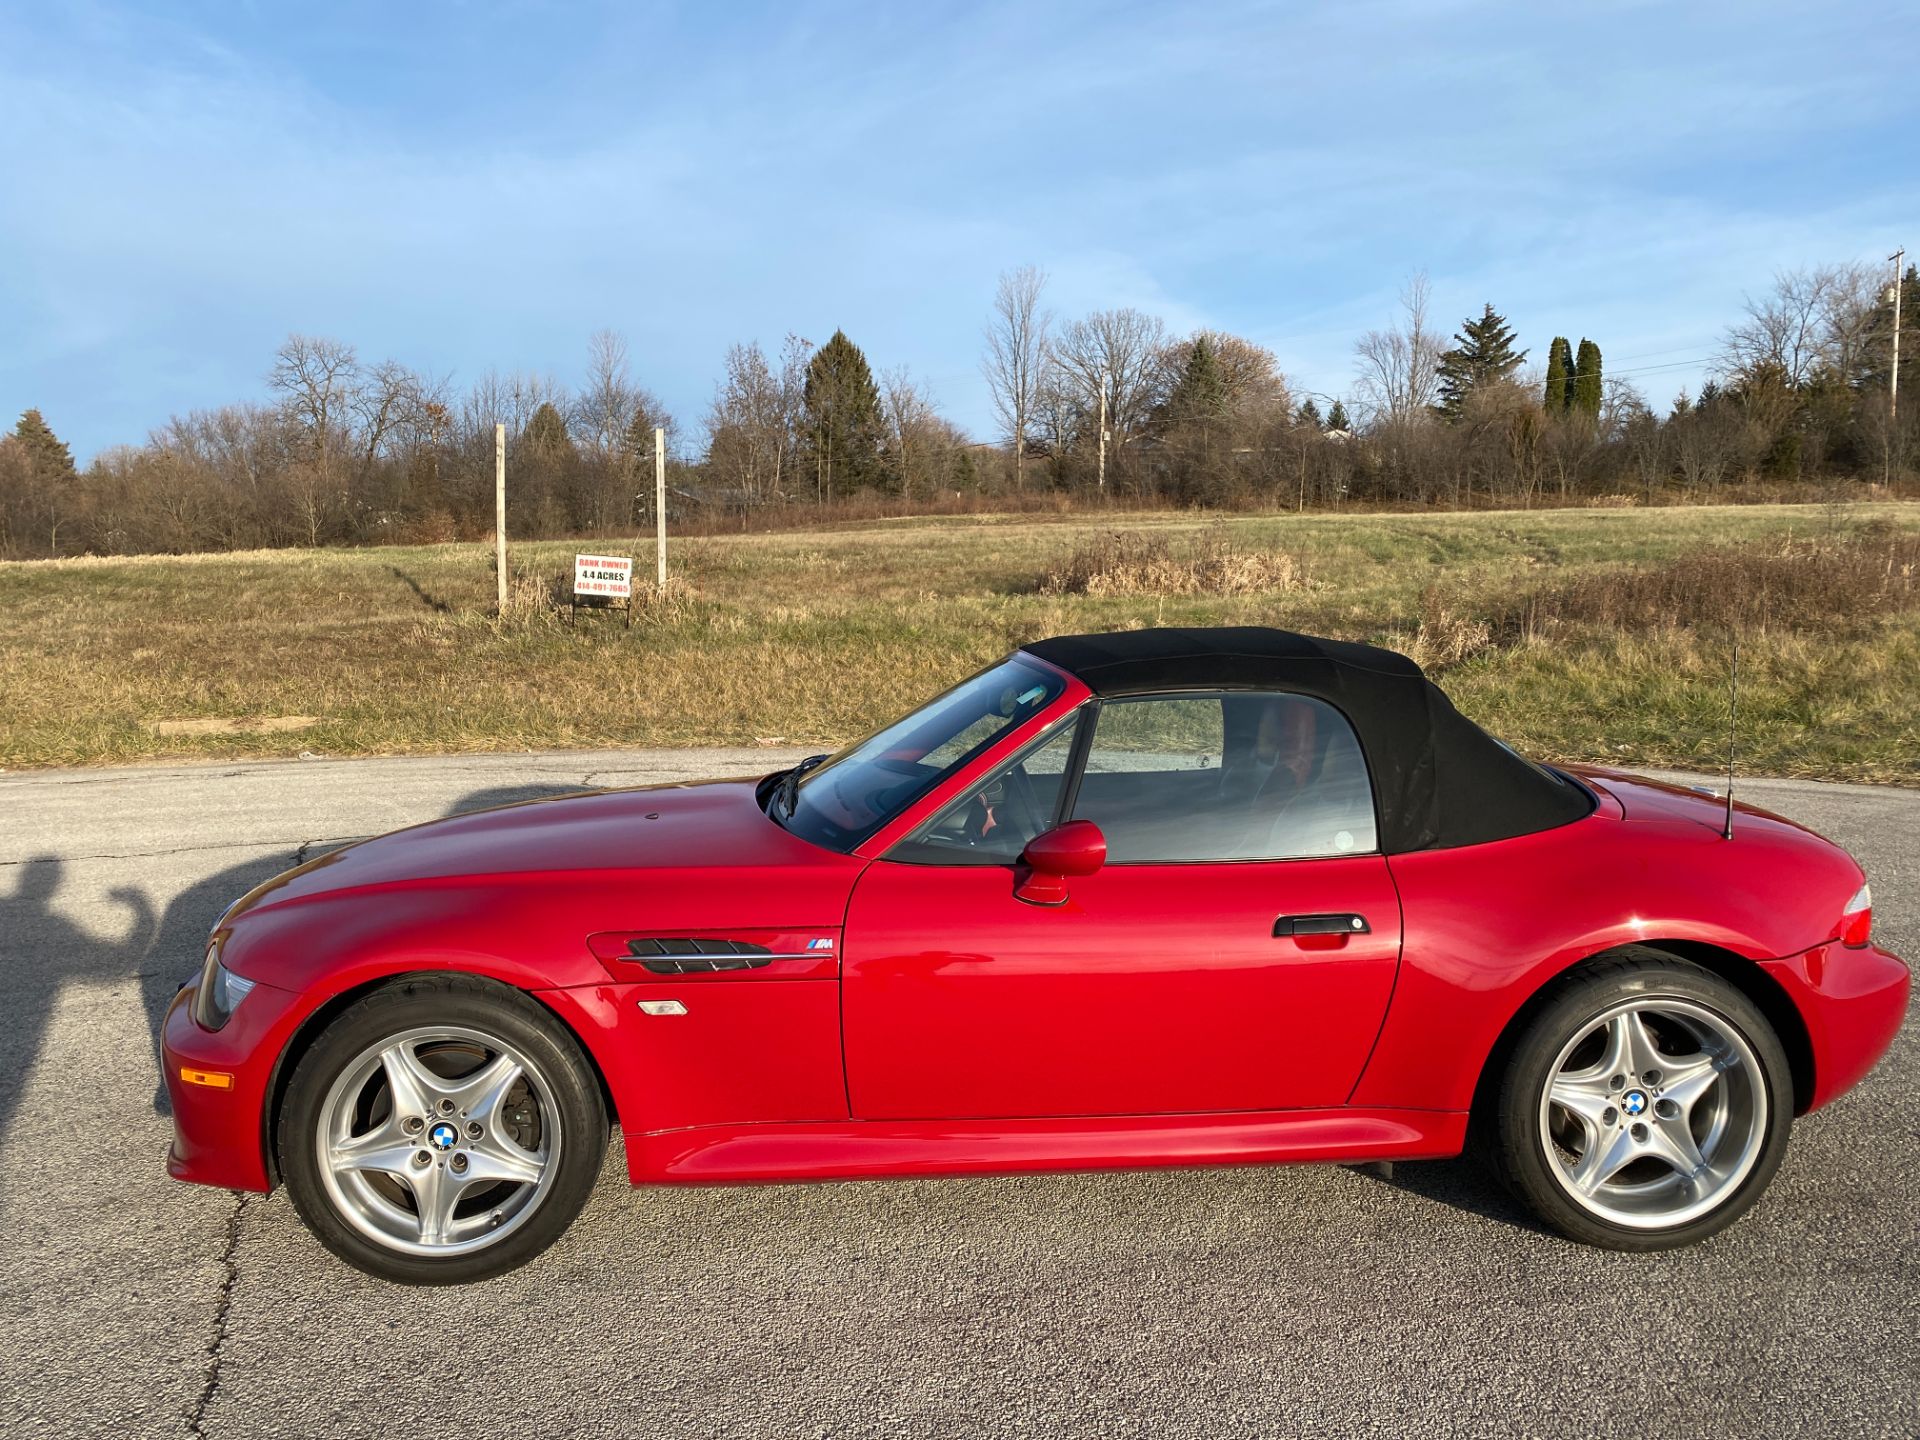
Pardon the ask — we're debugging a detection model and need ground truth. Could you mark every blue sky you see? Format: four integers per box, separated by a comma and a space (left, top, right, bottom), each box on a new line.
2, 0, 1914, 460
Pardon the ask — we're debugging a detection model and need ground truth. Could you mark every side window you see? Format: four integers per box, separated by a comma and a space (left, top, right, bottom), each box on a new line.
890, 716, 1081, 866
1071, 693, 1376, 863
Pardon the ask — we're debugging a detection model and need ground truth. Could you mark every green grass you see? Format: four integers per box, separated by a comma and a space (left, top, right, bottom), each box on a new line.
2, 502, 1916, 780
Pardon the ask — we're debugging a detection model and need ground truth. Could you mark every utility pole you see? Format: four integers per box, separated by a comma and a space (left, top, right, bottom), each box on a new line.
494, 423, 507, 614
654, 426, 667, 594
1096, 367, 1109, 494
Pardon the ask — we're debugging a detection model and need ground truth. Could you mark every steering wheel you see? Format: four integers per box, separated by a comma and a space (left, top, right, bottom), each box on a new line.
960, 763, 1044, 850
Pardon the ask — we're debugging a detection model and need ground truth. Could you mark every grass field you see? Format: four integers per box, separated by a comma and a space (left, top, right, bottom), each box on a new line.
2, 503, 1917, 780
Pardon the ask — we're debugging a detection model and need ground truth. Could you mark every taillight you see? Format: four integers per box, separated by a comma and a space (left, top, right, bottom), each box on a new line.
1840, 883, 1872, 948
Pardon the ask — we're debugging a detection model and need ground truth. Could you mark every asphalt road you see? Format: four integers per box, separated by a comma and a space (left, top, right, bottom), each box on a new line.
0, 750, 1913, 1439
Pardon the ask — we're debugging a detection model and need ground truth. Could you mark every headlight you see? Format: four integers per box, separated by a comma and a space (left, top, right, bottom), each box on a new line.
193, 936, 257, 1030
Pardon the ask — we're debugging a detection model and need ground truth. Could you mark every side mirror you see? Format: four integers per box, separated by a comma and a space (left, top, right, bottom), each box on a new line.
1015, 820, 1107, 906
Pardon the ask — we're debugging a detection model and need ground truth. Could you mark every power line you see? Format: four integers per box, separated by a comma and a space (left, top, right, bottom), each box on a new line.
1602, 356, 1716, 377
1594, 342, 1719, 365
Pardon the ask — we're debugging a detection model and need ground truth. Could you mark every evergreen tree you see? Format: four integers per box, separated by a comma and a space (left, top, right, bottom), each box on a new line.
1434, 304, 1527, 421
800, 329, 883, 499
1326, 399, 1351, 432
621, 411, 655, 467
12, 409, 75, 481
1861, 263, 1918, 398
1573, 338, 1603, 420
1543, 337, 1573, 413
524, 402, 573, 457
1166, 335, 1228, 424
1295, 397, 1322, 428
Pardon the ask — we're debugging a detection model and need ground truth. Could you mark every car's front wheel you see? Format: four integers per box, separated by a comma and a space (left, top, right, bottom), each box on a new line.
278, 974, 607, 1283
1486, 951, 1793, 1250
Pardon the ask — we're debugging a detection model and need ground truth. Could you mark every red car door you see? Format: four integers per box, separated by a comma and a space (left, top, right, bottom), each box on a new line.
842, 691, 1404, 1121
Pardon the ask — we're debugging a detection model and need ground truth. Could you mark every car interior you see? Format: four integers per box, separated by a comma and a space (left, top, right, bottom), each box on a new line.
898, 692, 1378, 866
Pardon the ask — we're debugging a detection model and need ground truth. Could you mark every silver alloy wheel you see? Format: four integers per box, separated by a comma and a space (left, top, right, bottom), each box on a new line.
1537, 998, 1767, 1230
316, 1025, 561, 1258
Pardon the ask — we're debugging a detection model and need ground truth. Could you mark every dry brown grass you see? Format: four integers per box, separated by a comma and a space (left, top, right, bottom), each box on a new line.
3, 504, 1918, 780
1406, 594, 1495, 670
1408, 525, 1920, 673
1493, 525, 1920, 639
1038, 527, 1310, 597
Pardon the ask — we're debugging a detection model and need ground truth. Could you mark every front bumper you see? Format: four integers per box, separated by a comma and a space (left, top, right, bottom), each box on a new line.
161, 974, 304, 1192
1758, 941, 1910, 1112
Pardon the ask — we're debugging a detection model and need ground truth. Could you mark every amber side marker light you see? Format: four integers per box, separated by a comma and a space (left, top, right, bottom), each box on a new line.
179, 1067, 235, 1090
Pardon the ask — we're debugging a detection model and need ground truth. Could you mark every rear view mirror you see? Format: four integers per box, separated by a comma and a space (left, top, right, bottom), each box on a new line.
1015, 820, 1106, 905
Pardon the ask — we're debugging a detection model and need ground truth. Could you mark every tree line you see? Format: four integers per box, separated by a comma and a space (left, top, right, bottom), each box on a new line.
1, 256, 1913, 559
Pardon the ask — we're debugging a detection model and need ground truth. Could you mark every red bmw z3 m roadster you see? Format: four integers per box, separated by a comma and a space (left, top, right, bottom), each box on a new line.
163, 628, 1909, 1282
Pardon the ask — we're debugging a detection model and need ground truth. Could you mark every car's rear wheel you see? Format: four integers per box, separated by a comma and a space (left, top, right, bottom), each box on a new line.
278, 974, 606, 1283
1486, 951, 1792, 1250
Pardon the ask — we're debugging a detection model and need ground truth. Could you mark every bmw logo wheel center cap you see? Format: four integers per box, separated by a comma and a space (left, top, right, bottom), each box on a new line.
1621, 1089, 1649, 1118
428, 1121, 459, 1151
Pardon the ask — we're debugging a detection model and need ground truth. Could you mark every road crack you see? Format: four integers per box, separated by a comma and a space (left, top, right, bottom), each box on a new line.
0, 836, 356, 867
189, 1191, 250, 1438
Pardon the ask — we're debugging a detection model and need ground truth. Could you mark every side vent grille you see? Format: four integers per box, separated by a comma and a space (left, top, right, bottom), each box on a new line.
625, 937, 776, 974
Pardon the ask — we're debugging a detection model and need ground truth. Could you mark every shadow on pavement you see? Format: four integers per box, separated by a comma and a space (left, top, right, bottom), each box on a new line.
0, 856, 157, 1144
1352, 1155, 1551, 1237
0, 781, 592, 1145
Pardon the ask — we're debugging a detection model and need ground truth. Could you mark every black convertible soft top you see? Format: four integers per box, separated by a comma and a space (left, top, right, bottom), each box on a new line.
1020, 626, 1591, 854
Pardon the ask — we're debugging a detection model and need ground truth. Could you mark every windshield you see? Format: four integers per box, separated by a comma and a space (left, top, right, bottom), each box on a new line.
774, 656, 1066, 852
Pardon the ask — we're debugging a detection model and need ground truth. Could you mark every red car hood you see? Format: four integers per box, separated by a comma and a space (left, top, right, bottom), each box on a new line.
226, 776, 849, 919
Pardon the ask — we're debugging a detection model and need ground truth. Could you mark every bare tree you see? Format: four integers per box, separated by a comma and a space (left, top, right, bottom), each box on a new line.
880, 367, 940, 500
270, 336, 359, 470
1030, 367, 1087, 488
351, 360, 437, 485
268, 336, 368, 543
1670, 402, 1755, 497
1598, 375, 1651, 442
776, 334, 813, 498
707, 341, 788, 505
982, 265, 1051, 489
576, 330, 641, 455
1051, 307, 1169, 455
1623, 407, 1668, 502
1353, 272, 1443, 423
572, 332, 673, 529
1719, 263, 1878, 389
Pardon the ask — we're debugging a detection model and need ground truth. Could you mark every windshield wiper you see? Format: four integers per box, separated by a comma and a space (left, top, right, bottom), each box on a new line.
774, 753, 830, 820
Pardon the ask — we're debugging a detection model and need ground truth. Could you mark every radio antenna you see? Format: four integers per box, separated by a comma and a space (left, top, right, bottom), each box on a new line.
1722, 633, 1739, 840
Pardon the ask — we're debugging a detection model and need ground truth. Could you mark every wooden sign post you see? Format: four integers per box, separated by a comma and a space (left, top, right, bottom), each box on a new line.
494, 423, 508, 614
654, 426, 667, 594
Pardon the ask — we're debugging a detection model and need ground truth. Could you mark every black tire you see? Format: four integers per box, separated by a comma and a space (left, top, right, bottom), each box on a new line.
1481, 949, 1793, 1251
278, 973, 607, 1284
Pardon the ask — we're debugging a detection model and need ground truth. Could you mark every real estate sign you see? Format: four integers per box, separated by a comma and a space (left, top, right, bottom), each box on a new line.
573, 554, 634, 600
